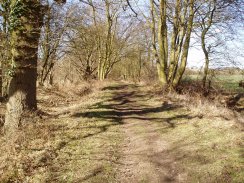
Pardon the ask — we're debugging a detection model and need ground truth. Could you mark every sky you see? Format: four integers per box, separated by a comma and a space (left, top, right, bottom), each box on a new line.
53, 0, 244, 69
187, 32, 244, 69
134, 0, 244, 69
1, 0, 243, 69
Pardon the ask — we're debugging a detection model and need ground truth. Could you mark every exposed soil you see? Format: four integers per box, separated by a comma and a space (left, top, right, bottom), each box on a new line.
105, 84, 183, 182
0, 82, 243, 182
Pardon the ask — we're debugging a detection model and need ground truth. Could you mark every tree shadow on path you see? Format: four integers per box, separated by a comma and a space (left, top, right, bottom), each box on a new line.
72, 83, 199, 129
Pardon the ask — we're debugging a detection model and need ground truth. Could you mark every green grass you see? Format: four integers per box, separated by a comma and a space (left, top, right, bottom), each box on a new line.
183, 74, 244, 93
214, 74, 244, 92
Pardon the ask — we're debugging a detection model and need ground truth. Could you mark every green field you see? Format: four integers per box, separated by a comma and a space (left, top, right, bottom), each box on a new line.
183, 74, 244, 93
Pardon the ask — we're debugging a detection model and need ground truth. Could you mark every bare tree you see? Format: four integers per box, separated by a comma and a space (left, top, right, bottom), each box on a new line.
150, 0, 196, 89
195, 0, 244, 88
39, 1, 70, 85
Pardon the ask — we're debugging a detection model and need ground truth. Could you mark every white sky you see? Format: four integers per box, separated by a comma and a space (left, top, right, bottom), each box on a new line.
188, 35, 244, 69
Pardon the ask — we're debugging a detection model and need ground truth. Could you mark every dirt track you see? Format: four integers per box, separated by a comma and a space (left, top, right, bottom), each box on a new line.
47, 83, 186, 182
1, 82, 243, 182
105, 84, 183, 182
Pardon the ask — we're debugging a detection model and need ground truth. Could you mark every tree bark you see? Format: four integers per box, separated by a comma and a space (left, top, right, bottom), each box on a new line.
200, 0, 216, 88
4, 0, 43, 133
157, 0, 168, 86
173, 0, 195, 87
201, 30, 210, 88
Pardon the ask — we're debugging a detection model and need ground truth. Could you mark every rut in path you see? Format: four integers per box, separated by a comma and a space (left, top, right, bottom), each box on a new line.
103, 84, 185, 183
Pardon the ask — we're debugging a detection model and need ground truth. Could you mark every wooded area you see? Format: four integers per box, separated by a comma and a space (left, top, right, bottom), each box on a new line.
0, 0, 243, 182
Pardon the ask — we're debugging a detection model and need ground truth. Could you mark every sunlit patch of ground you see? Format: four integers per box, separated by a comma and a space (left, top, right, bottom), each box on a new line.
0, 81, 243, 182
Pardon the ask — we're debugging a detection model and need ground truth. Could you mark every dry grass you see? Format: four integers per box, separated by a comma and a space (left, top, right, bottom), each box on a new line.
142, 83, 244, 182
167, 92, 232, 118
0, 80, 121, 182
144, 79, 243, 122
0, 81, 243, 182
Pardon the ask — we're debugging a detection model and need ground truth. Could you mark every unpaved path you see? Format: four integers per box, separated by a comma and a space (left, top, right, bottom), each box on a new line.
43, 83, 183, 182
66, 83, 242, 183
2, 82, 242, 182
106, 84, 183, 183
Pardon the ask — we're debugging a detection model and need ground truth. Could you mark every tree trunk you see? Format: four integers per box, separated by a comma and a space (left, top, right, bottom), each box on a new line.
173, 0, 195, 87
157, 0, 168, 86
0, 68, 2, 97
0, 1, 11, 97
150, 0, 167, 86
201, 32, 210, 88
4, 1, 43, 133
200, 0, 216, 88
